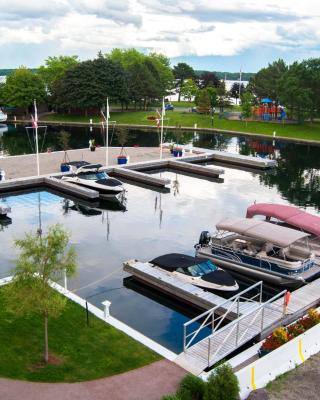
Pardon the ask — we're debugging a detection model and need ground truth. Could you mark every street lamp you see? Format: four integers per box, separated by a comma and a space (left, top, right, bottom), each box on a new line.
211, 107, 216, 128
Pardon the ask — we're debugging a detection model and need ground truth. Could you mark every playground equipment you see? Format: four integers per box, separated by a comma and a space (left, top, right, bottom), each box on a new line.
253, 98, 286, 121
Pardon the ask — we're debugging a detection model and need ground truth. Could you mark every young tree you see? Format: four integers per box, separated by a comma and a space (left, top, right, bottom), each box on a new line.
2, 67, 46, 115
241, 91, 253, 126
204, 363, 240, 400
195, 89, 211, 113
173, 62, 195, 101
4, 224, 77, 364
180, 78, 198, 102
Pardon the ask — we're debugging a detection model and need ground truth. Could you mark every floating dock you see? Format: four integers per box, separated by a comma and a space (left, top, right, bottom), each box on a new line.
162, 144, 277, 170
123, 260, 257, 318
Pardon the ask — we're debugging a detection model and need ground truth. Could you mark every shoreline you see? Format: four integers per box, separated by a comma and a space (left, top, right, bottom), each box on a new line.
7, 119, 320, 146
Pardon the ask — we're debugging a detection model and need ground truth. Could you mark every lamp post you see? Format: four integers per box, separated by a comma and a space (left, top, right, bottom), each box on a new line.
211, 107, 215, 128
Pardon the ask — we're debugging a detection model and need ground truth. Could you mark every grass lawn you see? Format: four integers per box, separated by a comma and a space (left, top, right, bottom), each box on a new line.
171, 101, 195, 107
41, 111, 320, 142
0, 290, 160, 382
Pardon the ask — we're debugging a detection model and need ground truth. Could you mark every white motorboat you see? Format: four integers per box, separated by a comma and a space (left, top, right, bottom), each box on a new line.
150, 253, 239, 292
196, 218, 320, 288
62, 163, 125, 200
0, 110, 7, 122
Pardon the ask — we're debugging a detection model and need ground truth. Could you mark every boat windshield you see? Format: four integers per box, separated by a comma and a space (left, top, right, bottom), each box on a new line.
79, 171, 108, 180
187, 260, 217, 277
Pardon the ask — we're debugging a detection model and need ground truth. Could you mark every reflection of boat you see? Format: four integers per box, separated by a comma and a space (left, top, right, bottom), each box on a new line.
62, 163, 125, 200
0, 110, 7, 122
246, 203, 320, 257
63, 197, 127, 217
149, 253, 239, 292
196, 218, 320, 288
0, 204, 12, 228
0, 124, 8, 136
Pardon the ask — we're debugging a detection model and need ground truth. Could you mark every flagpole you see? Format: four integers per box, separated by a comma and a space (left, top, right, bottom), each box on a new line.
106, 98, 109, 167
160, 97, 164, 159
34, 99, 40, 176
101, 99, 110, 167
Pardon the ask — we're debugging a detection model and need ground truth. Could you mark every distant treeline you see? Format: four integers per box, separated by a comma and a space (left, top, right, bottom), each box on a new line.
0, 68, 254, 81
196, 70, 254, 81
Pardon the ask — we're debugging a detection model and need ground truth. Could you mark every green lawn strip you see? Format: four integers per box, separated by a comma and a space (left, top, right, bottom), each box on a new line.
0, 290, 160, 382
41, 112, 320, 142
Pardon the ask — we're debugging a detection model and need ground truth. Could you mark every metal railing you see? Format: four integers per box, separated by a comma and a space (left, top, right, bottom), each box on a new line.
205, 289, 286, 367
183, 281, 264, 351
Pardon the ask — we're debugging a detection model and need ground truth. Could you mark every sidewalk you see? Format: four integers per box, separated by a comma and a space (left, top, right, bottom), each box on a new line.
0, 360, 186, 400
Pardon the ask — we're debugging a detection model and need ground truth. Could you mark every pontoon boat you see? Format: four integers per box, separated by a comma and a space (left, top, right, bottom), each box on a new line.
196, 218, 320, 287
246, 203, 320, 257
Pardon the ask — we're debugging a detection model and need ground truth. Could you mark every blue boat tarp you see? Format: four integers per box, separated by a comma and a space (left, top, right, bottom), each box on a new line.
261, 98, 273, 103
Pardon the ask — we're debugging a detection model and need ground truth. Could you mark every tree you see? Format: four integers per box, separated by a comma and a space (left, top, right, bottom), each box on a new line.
206, 85, 218, 108
2, 67, 46, 115
229, 82, 245, 103
204, 363, 240, 400
3, 224, 76, 364
173, 62, 195, 101
199, 71, 220, 89
52, 56, 128, 114
195, 89, 211, 113
249, 59, 287, 108
38, 55, 79, 95
241, 91, 253, 126
180, 78, 198, 102
216, 81, 231, 112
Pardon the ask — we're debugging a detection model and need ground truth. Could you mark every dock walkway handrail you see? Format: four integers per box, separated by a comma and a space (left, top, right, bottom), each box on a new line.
183, 281, 264, 350
206, 289, 287, 367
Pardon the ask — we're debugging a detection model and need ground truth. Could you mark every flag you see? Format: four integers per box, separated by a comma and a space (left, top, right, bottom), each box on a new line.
106, 98, 110, 119
31, 115, 38, 129
162, 98, 166, 117
156, 109, 161, 128
32, 99, 38, 128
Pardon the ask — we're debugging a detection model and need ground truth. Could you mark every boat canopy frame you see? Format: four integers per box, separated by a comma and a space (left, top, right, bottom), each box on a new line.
216, 217, 309, 248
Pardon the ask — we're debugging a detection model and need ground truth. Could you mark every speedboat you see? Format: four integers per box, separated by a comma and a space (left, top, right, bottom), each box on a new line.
246, 203, 320, 257
150, 253, 239, 292
195, 218, 320, 288
62, 163, 125, 200
0, 110, 7, 122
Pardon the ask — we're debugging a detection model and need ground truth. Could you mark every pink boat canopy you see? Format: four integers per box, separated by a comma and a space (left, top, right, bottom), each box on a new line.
246, 203, 320, 237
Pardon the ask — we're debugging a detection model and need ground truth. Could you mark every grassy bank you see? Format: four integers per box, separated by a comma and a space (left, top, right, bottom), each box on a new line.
41, 111, 320, 141
0, 290, 160, 382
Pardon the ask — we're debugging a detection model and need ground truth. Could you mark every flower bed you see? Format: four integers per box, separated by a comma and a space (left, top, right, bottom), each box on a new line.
259, 309, 320, 356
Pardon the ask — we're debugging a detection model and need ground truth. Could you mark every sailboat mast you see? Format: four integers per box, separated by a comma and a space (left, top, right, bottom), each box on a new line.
34, 100, 40, 176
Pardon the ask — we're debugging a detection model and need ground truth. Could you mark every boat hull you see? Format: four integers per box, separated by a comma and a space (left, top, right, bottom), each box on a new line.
197, 247, 320, 288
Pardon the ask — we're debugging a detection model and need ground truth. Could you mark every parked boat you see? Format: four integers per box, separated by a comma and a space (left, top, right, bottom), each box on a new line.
0, 204, 12, 228
195, 218, 320, 288
62, 163, 125, 200
0, 110, 7, 122
246, 203, 320, 257
150, 253, 239, 292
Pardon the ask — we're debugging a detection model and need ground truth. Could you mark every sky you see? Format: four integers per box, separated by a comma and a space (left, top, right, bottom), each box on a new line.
1, 0, 320, 72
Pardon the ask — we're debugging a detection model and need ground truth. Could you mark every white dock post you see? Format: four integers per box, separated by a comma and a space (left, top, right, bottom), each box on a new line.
89, 118, 93, 125
273, 131, 276, 137
194, 123, 197, 129
64, 269, 67, 290
102, 300, 111, 319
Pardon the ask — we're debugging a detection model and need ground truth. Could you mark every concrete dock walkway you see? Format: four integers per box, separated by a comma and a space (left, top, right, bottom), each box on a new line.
0, 147, 170, 180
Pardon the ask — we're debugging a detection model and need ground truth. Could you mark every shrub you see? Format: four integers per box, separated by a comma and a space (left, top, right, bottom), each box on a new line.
204, 363, 240, 400
177, 373, 206, 400
161, 395, 181, 400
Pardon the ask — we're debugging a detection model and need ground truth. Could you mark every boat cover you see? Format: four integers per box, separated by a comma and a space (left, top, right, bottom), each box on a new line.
151, 253, 210, 271
246, 203, 320, 237
216, 218, 309, 248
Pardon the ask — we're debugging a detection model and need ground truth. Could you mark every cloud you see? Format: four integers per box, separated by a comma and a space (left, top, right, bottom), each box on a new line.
0, 0, 319, 67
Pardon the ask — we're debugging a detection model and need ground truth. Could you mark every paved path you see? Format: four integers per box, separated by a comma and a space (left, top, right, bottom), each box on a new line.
0, 146, 170, 180
0, 360, 185, 400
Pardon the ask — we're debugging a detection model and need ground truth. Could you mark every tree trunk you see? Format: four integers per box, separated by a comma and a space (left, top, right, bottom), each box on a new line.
44, 311, 49, 364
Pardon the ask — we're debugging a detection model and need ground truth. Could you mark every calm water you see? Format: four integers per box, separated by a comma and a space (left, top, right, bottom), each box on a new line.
1, 125, 320, 352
